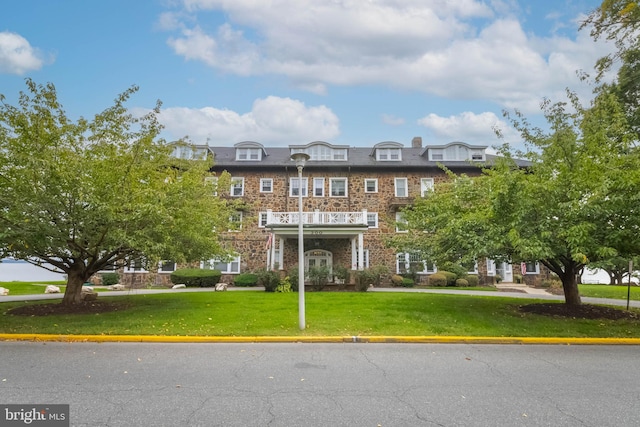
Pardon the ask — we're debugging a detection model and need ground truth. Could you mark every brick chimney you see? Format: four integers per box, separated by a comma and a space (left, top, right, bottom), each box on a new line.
411, 136, 422, 148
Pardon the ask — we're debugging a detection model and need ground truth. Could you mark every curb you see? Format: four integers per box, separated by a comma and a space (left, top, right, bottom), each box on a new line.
1, 334, 640, 345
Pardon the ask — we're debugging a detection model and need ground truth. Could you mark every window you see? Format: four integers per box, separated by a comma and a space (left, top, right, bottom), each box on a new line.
367, 212, 378, 228
486, 259, 496, 275
292, 145, 348, 161
158, 261, 176, 273
202, 256, 241, 274
124, 258, 148, 273
330, 178, 347, 197
421, 178, 434, 196
362, 249, 370, 269
236, 148, 262, 161
364, 179, 378, 193
525, 262, 540, 274
396, 253, 436, 275
395, 212, 408, 233
395, 178, 408, 197
377, 148, 402, 161
313, 178, 325, 197
290, 177, 308, 197
229, 212, 243, 231
260, 178, 273, 193
230, 177, 244, 197
258, 212, 268, 228
204, 176, 218, 196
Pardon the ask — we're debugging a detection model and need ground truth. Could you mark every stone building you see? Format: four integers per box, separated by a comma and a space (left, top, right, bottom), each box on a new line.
119, 137, 543, 287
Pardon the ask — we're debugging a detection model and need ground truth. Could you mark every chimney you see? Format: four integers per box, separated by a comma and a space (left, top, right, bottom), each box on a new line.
411, 136, 422, 148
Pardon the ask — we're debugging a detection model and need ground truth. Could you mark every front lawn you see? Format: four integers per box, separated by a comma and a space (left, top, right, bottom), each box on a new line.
579, 284, 640, 301
1, 292, 639, 338
0, 281, 67, 295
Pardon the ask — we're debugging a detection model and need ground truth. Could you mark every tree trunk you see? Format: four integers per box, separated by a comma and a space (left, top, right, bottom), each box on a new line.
62, 269, 88, 306
560, 269, 582, 306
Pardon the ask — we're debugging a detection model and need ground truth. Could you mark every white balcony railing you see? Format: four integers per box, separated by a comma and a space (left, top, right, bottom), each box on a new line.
267, 210, 368, 226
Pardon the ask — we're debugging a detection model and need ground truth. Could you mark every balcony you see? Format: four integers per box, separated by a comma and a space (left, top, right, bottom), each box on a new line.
267, 210, 368, 226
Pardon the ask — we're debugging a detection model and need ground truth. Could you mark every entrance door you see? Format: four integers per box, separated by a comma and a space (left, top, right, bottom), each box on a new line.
496, 262, 513, 283
304, 250, 333, 277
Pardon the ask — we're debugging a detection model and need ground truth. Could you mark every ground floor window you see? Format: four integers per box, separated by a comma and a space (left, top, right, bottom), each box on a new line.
396, 253, 436, 274
158, 260, 176, 273
202, 256, 241, 274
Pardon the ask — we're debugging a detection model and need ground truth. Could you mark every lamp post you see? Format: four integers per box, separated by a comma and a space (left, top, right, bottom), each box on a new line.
291, 152, 310, 330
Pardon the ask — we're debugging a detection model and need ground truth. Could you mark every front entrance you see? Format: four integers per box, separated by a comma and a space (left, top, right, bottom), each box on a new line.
496, 262, 513, 283
304, 249, 333, 276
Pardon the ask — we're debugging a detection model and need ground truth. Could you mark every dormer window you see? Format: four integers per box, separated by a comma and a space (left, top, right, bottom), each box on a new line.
234, 141, 266, 161
426, 143, 487, 162
290, 142, 349, 161
372, 141, 403, 162
236, 148, 262, 161
377, 148, 401, 161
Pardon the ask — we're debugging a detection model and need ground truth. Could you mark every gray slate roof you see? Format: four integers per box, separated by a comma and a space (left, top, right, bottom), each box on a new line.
208, 146, 530, 171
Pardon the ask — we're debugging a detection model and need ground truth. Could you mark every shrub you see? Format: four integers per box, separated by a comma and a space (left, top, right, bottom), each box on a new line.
401, 277, 414, 287
437, 270, 458, 286
234, 273, 258, 287
170, 268, 221, 287
495, 274, 503, 284
514, 274, 523, 284
276, 276, 292, 293
465, 275, 480, 287
439, 262, 468, 279
354, 269, 375, 291
428, 273, 447, 287
256, 269, 280, 292
308, 265, 330, 291
333, 264, 349, 284
369, 265, 390, 287
391, 274, 404, 287
288, 266, 299, 292
455, 278, 469, 287
101, 272, 119, 286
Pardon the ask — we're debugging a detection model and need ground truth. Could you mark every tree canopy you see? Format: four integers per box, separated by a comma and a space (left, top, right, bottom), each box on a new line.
0, 79, 235, 305
391, 88, 640, 306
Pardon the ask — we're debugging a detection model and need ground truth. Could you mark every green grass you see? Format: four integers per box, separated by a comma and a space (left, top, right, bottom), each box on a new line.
1, 292, 639, 338
579, 284, 640, 300
1, 281, 67, 295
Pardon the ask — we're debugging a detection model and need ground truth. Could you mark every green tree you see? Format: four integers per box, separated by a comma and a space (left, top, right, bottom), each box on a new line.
582, 1, 640, 79
0, 80, 235, 306
392, 90, 639, 306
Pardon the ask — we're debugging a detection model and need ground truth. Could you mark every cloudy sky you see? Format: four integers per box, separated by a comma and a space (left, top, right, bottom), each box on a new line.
0, 0, 611, 149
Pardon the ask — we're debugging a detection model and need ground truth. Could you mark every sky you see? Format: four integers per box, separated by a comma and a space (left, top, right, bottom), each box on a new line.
0, 0, 613, 150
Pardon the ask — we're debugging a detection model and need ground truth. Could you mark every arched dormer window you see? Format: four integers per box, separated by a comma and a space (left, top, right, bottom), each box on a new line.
423, 142, 486, 162
235, 141, 267, 161
290, 141, 348, 161
371, 141, 403, 161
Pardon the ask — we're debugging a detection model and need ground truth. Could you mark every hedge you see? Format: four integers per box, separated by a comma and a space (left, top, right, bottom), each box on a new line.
170, 268, 221, 287
101, 272, 120, 286
234, 273, 258, 287
428, 273, 447, 287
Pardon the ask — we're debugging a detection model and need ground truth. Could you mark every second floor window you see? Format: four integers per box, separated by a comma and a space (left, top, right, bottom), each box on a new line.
290, 177, 308, 197
330, 178, 347, 197
313, 178, 325, 197
260, 178, 273, 193
421, 178, 434, 196
367, 212, 378, 228
230, 177, 244, 196
395, 178, 408, 197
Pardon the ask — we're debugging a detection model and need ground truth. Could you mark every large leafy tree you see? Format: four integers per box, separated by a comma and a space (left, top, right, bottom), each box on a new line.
0, 80, 234, 305
392, 89, 639, 306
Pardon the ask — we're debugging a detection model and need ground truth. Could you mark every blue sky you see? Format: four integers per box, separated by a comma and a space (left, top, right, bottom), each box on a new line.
0, 0, 612, 149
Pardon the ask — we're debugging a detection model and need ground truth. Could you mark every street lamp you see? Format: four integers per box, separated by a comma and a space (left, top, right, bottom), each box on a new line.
291, 152, 310, 330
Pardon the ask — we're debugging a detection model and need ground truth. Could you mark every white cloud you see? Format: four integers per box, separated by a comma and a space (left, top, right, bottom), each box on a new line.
147, 96, 340, 145
418, 111, 521, 147
382, 114, 405, 126
163, 1, 613, 113
0, 31, 45, 75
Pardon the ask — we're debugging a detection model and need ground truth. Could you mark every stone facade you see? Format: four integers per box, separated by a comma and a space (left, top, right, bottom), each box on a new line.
114, 140, 544, 286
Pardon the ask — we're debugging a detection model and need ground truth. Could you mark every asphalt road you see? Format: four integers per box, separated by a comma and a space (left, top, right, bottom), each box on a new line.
1, 342, 639, 426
